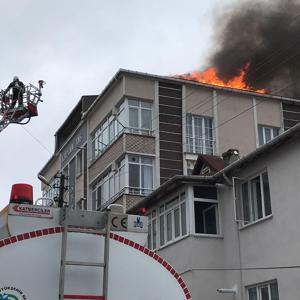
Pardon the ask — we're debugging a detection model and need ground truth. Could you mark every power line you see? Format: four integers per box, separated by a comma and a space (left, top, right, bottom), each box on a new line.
22, 126, 52, 154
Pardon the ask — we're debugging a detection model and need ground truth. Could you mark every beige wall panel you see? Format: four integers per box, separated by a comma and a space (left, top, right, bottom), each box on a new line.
88, 136, 124, 183
89, 78, 124, 133
217, 92, 256, 157
125, 134, 155, 154
124, 76, 155, 100
256, 98, 282, 127
185, 86, 213, 117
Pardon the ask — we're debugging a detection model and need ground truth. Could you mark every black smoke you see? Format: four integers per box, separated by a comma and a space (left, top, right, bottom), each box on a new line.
210, 0, 300, 97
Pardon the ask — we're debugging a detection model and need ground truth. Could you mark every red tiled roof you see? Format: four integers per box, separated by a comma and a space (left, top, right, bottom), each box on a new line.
192, 154, 225, 175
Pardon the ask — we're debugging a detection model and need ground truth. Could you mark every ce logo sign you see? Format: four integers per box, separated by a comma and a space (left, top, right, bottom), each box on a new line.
111, 216, 127, 230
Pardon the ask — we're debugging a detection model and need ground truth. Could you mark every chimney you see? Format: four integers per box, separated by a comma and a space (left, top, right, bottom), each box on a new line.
222, 149, 240, 166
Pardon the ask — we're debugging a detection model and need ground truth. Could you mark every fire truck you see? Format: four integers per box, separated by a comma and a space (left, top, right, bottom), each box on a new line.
0, 183, 192, 300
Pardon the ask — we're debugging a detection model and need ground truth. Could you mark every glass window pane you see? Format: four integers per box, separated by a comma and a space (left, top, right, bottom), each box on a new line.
102, 125, 109, 147
141, 109, 152, 130
270, 282, 279, 300
262, 172, 272, 216
181, 203, 187, 235
174, 208, 180, 238
128, 99, 139, 107
166, 197, 178, 210
109, 119, 115, 142
258, 125, 264, 146
141, 165, 153, 192
118, 107, 126, 131
97, 186, 101, 208
148, 222, 152, 249
167, 213, 172, 242
129, 164, 140, 188
129, 107, 139, 128
160, 215, 165, 246
115, 172, 120, 194
141, 157, 152, 164
119, 165, 125, 190
129, 155, 139, 163
109, 176, 114, 199
242, 183, 250, 223
265, 127, 271, 143
203, 204, 217, 234
248, 287, 258, 300
152, 219, 157, 249
273, 127, 279, 138
251, 176, 263, 220
141, 101, 152, 109
261, 286, 270, 300
194, 201, 218, 234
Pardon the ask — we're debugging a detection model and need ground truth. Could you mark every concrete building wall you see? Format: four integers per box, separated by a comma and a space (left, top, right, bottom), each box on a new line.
185, 86, 214, 117
217, 91, 256, 156
256, 97, 282, 127
89, 78, 124, 134
124, 75, 155, 100
219, 137, 300, 299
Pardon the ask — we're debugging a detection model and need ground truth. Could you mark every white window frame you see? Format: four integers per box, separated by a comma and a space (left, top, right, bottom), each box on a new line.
91, 158, 126, 210
147, 192, 187, 250
240, 171, 272, 226
258, 125, 279, 146
128, 154, 154, 196
193, 197, 221, 236
126, 99, 153, 135
186, 114, 214, 155
91, 114, 124, 160
247, 280, 279, 300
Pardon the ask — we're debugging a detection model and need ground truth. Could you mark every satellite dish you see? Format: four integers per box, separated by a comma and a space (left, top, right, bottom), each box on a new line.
37, 174, 52, 187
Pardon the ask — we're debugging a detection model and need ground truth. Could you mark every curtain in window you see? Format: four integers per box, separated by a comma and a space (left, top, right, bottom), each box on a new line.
141, 109, 152, 129
142, 165, 153, 192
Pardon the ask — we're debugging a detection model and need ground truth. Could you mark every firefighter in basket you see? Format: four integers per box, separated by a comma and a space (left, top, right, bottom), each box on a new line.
3, 76, 25, 109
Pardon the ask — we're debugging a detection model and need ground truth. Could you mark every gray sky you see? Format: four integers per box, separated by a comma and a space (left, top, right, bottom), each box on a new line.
0, 0, 234, 209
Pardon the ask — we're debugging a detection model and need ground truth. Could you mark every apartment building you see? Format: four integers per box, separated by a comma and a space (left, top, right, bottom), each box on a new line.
39, 69, 300, 211
130, 123, 300, 300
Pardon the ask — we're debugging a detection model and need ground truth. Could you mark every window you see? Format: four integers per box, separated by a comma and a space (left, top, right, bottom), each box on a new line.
258, 125, 279, 146
128, 155, 153, 196
92, 158, 126, 210
127, 99, 152, 135
76, 150, 83, 176
91, 100, 153, 161
186, 114, 214, 155
241, 171, 272, 225
91, 115, 123, 160
147, 192, 187, 249
247, 281, 279, 300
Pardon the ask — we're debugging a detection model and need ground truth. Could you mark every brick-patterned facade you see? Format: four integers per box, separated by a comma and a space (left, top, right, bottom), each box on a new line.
125, 194, 145, 211
125, 134, 155, 154
88, 135, 124, 183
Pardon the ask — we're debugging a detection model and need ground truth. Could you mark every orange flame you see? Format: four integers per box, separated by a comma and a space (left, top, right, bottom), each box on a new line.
177, 65, 266, 94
